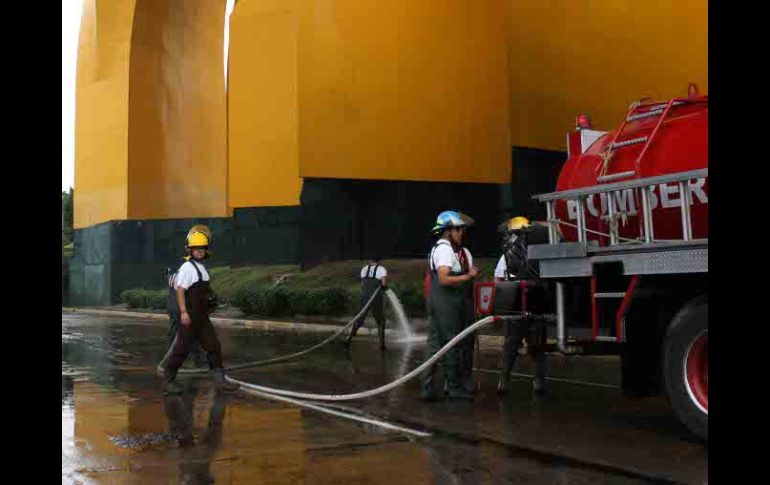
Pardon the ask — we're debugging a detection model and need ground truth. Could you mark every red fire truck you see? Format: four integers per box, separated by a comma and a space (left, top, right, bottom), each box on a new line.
479, 85, 708, 441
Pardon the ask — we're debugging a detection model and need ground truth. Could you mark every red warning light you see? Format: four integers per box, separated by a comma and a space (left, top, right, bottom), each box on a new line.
576, 114, 592, 131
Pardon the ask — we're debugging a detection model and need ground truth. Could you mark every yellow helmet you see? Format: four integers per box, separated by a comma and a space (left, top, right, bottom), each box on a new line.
498, 216, 530, 233
186, 224, 211, 248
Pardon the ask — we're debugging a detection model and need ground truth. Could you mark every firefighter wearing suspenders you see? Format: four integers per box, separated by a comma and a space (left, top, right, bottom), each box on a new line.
420, 211, 479, 401
162, 225, 239, 395
495, 217, 547, 395
345, 258, 388, 349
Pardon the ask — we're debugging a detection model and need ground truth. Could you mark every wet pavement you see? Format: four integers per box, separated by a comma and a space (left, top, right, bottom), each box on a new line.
62, 312, 707, 484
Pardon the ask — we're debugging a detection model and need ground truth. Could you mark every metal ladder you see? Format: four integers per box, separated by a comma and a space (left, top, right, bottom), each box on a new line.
597, 99, 687, 183
590, 274, 639, 342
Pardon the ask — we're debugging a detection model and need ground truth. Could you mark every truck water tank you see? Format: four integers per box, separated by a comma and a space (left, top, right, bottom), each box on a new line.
555, 93, 708, 243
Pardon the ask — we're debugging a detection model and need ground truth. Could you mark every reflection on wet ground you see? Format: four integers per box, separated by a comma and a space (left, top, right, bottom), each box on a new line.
62, 312, 706, 484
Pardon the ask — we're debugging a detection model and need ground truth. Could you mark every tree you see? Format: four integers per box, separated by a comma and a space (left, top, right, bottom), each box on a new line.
62, 188, 74, 245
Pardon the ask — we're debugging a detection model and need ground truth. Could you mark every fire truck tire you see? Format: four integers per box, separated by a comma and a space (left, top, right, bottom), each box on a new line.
662, 296, 708, 442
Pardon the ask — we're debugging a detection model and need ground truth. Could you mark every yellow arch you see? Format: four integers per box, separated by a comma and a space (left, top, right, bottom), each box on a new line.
75, 0, 228, 229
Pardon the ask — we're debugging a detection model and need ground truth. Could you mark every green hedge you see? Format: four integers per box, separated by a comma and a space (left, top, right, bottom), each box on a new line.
287, 287, 349, 316
122, 289, 167, 310
233, 284, 350, 317
209, 265, 298, 303
232, 285, 290, 317
116, 258, 497, 318
120, 283, 416, 318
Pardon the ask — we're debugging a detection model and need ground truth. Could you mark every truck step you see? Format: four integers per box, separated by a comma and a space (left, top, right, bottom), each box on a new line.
593, 292, 627, 298
594, 336, 618, 342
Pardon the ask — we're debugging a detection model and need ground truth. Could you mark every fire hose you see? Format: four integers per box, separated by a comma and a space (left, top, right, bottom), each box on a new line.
157, 288, 534, 403
227, 315, 523, 401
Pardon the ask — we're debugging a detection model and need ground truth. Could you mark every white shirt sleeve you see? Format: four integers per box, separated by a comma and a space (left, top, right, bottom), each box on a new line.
432, 244, 456, 270
174, 262, 197, 290
494, 255, 508, 279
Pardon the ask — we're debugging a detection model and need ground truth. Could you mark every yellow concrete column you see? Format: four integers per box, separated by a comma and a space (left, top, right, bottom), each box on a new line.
127, 0, 229, 220
75, 0, 229, 228
74, 0, 136, 228
296, 0, 512, 184
227, 0, 303, 208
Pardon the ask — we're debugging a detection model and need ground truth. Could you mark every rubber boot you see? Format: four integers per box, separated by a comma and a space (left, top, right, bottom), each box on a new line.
462, 374, 476, 395
497, 347, 517, 395
378, 322, 386, 350
213, 369, 240, 392
447, 387, 475, 401
192, 345, 209, 369
460, 336, 476, 395
162, 368, 184, 395
446, 361, 474, 401
420, 365, 439, 401
498, 322, 522, 395
496, 372, 509, 395
345, 319, 363, 346
532, 352, 547, 394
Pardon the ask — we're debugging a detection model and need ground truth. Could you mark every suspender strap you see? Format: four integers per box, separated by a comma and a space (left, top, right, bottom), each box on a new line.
188, 260, 203, 282
364, 264, 379, 279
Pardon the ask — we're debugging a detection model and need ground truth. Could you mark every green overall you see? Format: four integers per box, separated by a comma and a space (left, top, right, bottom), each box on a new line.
456, 249, 477, 392
347, 264, 386, 348
497, 238, 548, 394
420, 240, 471, 397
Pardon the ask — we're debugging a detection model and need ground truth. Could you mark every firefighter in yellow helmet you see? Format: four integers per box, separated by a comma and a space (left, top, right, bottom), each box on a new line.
493, 217, 532, 280
162, 225, 239, 395
495, 216, 548, 395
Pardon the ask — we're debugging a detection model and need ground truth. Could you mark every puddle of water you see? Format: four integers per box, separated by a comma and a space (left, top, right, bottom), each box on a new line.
110, 431, 178, 450
62, 312, 704, 484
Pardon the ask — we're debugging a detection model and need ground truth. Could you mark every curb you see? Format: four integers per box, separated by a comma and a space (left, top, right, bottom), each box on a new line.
62, 307, 509, 345
62, 307, 421, 339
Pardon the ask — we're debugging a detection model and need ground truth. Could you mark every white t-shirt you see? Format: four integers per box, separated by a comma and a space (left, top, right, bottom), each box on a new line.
494, 255, 512, 279
360, 264, 387, 280
173, 260, 210, 290
430, 239, 473, 274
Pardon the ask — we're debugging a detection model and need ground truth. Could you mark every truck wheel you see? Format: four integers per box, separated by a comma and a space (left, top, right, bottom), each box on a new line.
663, 296, 707, 442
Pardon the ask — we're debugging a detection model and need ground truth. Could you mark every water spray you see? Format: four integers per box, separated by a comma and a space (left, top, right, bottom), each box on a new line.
384, 288, 416, 343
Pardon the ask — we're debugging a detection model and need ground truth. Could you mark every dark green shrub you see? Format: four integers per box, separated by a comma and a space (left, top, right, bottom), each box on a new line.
233, 285, 290, 316
122, 289, 167, 310
287, 287, 350, 316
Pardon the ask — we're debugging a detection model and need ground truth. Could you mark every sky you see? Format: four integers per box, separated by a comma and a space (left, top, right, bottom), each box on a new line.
62, 0, 83, 191
61, 0, 235, 192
